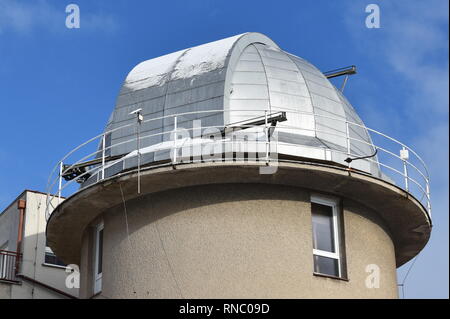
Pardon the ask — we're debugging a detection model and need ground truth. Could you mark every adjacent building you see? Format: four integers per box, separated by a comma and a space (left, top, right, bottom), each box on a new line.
0, 190, 78, 299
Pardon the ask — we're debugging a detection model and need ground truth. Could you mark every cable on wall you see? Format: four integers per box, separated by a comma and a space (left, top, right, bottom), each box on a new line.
31, 194, 42, 298
398, 255, 419, 298
119, 183, 139, 298
154, 221, 185, 299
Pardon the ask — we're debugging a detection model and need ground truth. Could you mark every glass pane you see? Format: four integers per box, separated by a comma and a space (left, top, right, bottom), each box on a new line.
311, 203, 335, 252
45, 252, 66, 266
314, 255, 339, 277
97, 229, 103, 275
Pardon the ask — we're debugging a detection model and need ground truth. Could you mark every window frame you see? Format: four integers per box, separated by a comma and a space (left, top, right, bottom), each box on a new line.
44, 245, 66, 267
93, 221, 104, 295
311, 194, 342, 278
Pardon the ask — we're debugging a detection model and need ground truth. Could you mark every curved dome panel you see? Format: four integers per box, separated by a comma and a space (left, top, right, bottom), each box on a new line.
95, 32, 380, 184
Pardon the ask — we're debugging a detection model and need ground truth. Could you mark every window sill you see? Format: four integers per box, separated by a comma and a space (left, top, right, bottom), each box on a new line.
42, 263, 67, 270
0, 278, 21, 285
313, 272, 349, 282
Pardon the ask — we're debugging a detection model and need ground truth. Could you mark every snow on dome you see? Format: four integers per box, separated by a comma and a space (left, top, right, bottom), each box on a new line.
125, 49, 185, 89
171, 34, 243, 79
123, 34, 244, 91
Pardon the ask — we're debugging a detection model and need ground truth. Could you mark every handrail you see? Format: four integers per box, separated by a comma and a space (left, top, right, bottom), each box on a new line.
0, 249, 20, 255
0, 250, 20, 282
45, 108, 431, 221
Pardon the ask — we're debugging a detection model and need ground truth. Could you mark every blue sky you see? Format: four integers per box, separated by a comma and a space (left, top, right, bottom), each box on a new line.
0, 0, 448, 298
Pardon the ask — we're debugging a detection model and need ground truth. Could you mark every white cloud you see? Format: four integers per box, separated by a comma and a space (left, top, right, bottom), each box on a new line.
0, 0, 57, 33
344, 0, 449, 298
382, 6, 449, 115
0, 0, 118, 34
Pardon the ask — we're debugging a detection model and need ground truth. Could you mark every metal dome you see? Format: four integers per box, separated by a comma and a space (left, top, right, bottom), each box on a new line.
100, 32, 380, 180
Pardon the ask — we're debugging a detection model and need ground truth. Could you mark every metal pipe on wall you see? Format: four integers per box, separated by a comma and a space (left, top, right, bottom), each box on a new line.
15, 199, 26, 275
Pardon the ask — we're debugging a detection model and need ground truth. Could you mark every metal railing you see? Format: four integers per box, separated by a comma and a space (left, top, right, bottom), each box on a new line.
0, 250, 20, 282
45, 109, 431, 221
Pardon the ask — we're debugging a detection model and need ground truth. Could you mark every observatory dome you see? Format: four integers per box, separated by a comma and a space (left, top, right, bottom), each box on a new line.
96, 32, 381, 182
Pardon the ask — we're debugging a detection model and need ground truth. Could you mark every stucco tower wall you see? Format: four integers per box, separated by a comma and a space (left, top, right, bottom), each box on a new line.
79, 183, 397, 299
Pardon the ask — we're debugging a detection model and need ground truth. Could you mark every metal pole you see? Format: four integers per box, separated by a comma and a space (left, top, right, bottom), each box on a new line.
173, 116, 177, 164
340, 75, 349, 92
137, 116, 141, 194
101, 134, 106, 180
128, 108, 144, 194
403, 159, 409, 192
402, 147, 409, 192
58, 161, 63, 204
426, 181, 431, 216
265, 110, 269, 163
345, 122, 351, 168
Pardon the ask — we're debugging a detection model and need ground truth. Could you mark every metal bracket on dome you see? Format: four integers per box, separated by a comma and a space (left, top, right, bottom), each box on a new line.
323, 65, 357, 93
222, 111, 287, 136
323, 65, 357, 79
61, 154, 124, 182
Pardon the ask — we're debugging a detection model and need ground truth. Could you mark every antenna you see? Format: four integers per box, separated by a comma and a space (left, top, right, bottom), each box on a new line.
130, 108, 143, 193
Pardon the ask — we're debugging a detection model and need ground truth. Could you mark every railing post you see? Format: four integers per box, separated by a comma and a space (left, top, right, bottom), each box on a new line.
265, 110, 269, 163
345, 121, 351, 155
101, 134, 106, 180
137, 114, 142, 194
400, 147, 409, 192
426, 181, 431, 216
173, 116, 177, 164
58, 161, 63, 204
402, 161, 409, 192
345, 121, 351, 168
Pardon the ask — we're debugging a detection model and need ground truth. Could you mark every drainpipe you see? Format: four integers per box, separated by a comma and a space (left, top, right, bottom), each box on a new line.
16, 199, 26, 275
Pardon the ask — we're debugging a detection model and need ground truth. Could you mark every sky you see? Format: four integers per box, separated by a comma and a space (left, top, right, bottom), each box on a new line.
0, 0, 448, 298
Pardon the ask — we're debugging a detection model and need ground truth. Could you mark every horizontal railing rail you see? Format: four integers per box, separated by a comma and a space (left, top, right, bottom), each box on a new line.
45, 109, 431, 221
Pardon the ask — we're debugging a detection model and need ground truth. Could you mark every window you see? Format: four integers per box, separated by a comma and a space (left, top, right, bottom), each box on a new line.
44, 245, 66, 267
93, 222, 104, 295
311, 194, 345, 278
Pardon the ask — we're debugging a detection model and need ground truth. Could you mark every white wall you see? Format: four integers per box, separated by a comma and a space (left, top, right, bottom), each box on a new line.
0, 282, 11, 298
1, 191, 79, 299
0, 193, 23, 251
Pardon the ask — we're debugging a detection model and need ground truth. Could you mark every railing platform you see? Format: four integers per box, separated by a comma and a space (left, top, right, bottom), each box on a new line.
0, 250, 20, 283
45, 109, 431, 222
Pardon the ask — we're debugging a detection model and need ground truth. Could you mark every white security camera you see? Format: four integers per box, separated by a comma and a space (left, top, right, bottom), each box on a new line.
129, 108, 142, 115
129, 108, 143, 122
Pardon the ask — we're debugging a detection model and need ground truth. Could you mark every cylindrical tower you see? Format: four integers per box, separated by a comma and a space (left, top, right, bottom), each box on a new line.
46, 33, 431, 299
